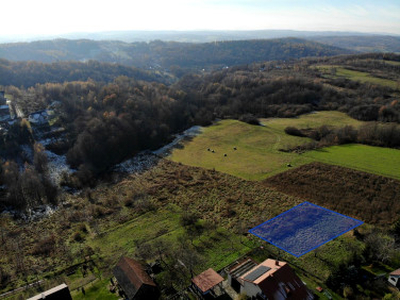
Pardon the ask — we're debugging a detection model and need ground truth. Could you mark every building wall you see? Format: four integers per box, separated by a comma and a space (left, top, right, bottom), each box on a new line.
389, 276, 400, 287
241, 281, 262, 298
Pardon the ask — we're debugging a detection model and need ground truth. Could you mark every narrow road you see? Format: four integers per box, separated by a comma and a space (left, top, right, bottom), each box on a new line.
0, 280, 44, 299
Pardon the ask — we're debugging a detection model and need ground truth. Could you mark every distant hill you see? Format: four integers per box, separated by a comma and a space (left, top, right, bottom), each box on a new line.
0, 59, 172, 87
0, 29, 380, 44
309, 35, 400, 53
0, 38, 351, 72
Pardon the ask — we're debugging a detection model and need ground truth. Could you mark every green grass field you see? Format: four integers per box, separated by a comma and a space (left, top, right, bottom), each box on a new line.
88, 204, 255, 271
317, 65, 399, 89
383, 60, 400, 66
71, 278, 119, 300
304, 144, 400, 180
169, 111, 367, 180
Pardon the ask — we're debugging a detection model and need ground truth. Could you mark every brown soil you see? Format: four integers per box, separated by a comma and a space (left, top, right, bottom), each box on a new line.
263, 162, 400, 227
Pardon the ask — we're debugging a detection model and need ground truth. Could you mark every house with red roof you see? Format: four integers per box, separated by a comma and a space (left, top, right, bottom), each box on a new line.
191, 268, 224, 298
113, 256, 159, 300
235, 258, 313, 299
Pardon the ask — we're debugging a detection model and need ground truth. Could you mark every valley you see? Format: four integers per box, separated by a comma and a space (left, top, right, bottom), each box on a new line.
0, 34, 399, 299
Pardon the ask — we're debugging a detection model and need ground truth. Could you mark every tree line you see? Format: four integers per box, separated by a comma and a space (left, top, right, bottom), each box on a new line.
284, 122, 400, 151
0, 59, 170, 87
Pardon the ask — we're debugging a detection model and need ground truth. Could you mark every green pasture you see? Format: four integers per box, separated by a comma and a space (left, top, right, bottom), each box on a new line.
88, 204, 255, 271
169, 111, 366, 180
317, 65, 398, 89
383, 60, 400, 66
304, 144, 400, 180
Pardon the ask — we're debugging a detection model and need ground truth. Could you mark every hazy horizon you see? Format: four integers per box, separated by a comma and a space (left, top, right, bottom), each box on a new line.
1, 0, 399, 39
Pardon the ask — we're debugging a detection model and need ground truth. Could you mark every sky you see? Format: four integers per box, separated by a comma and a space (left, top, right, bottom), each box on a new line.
1, 0, 399, 37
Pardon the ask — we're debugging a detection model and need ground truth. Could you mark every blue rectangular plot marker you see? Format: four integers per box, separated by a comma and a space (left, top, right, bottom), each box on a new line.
249, 201, 363, 257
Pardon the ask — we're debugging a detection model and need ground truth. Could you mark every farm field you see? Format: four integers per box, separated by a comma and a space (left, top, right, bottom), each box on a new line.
264, 162, 400, 226
317, 65, 399, 89
169, 111, 368, 180
304, 144, 400, 180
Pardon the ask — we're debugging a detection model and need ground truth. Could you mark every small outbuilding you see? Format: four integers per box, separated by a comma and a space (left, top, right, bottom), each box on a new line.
113, 256, 158, 300
27, 283, 72, 300
192, 268, 224, 297
389, 268, 400, 287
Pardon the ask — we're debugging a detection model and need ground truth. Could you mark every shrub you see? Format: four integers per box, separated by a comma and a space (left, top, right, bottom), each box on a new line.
78, 223, 88, 233
284, 126, 306, 137
123, 197, 134, 207
181, 211, 199, 227
0, 267, 10, 285
239, 114, 260, 125
31, 235, 56, 256
72, 231, 83, 242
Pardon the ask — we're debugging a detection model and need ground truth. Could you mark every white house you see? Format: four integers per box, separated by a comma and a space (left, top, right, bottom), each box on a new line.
389, 268, 400, 288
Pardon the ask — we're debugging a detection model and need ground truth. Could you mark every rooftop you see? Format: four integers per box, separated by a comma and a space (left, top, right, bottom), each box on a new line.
239, 259, 313, 299
229, 258, 258, 279
240, 259, 286, 284
113, 256, 156, 299
27, 283, 71, 300
192, 268, 224, 293
390, 268, 400, 276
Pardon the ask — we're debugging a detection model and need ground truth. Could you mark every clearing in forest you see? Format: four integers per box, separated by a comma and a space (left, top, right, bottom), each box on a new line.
169, 111, 366, 180
317, 65, 399, 89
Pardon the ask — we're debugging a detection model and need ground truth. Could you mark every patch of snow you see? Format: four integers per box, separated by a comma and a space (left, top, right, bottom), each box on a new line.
24, 204, 57, 221
153, 125, 203, 156
114, 151, 159, 174
115, 125, 203, 174
2, 204, 57, 221
39, 138, 53, 146
45, 150, 75, 186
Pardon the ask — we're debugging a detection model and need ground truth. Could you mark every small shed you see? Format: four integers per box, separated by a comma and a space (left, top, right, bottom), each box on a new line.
192, 268, 224, 296
27, 283, 72, 300
113, 256, 158, 300
389, 268, 400, 287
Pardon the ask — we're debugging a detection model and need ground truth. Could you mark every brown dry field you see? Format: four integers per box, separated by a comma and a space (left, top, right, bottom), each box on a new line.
263, 162, 400, 227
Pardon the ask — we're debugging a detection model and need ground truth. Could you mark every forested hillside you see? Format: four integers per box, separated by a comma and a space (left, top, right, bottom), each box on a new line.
0, 59, 172, 87
310, 35, 400, 53
0, 38, 350, 72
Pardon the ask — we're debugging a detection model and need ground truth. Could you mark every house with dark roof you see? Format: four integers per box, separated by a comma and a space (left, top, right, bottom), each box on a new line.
113, 256, 158, 300
232, 258, 313, 299
228, 258, 258, 293
27, 283, 72, 300
389, 268, 400, 287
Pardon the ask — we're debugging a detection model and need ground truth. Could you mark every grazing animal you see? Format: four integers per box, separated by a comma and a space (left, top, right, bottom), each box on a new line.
212, 150, 215, 153
224, 153, 227, 157
233, 147, 237, 150
207, 148, 210, 151
287, 163, 292, 167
